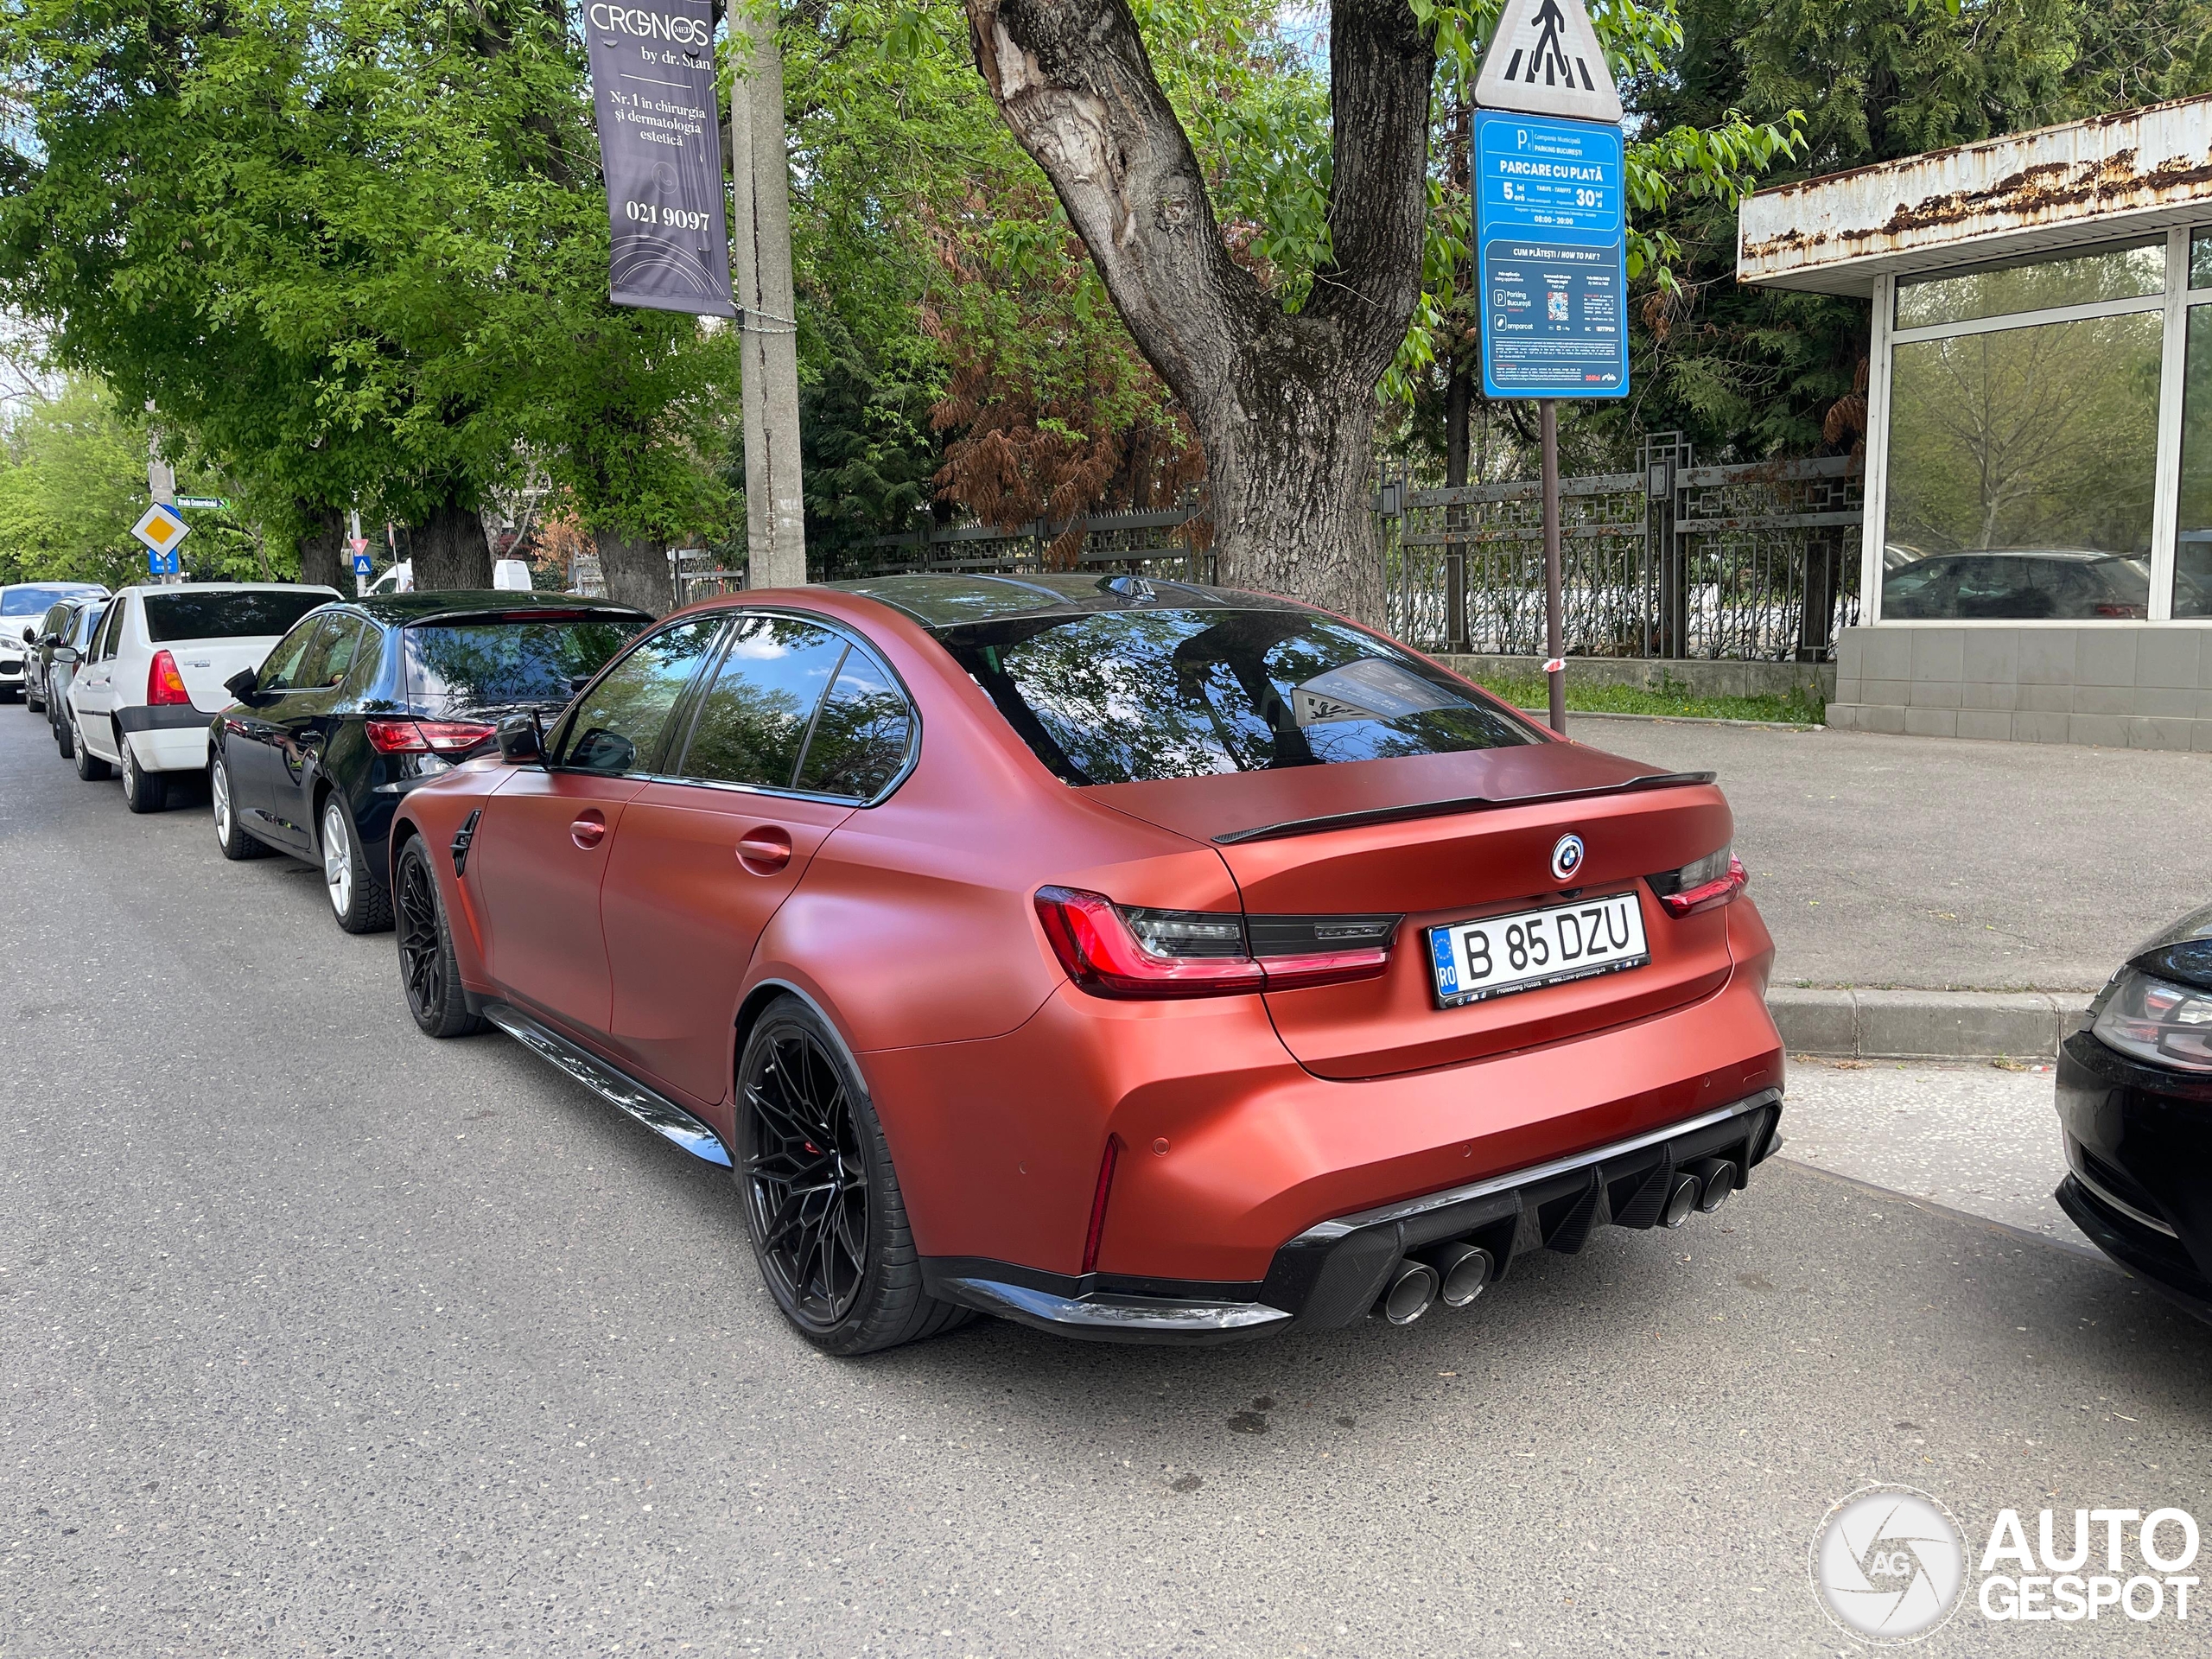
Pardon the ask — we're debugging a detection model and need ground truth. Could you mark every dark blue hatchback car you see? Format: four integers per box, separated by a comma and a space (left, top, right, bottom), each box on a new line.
208, 591, 651, 931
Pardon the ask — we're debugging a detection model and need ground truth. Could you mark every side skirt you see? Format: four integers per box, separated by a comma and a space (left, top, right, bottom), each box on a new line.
480, 1001, 733, 1169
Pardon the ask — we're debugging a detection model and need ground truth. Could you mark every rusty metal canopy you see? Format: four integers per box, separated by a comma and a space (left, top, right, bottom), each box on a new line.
1737, 94, 2212, 296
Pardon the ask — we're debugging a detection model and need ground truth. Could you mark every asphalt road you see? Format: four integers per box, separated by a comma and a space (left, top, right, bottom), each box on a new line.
3, 703, 2209, 1659
1568, 715, 2212, 993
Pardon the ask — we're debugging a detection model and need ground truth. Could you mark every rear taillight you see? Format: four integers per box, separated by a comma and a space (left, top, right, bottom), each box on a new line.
1033, 887, 1394, 999
365, 717, 498, 755
147, 650, 191, 707
1652, 846, 1747, 918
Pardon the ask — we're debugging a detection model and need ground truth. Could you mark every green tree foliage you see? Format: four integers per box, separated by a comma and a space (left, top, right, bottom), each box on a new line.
0, 0, 741, 585
0, 379, 153, 587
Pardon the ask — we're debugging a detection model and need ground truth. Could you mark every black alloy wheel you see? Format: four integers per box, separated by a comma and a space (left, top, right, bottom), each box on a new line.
395, 839, 484, 1039
735, 999, 970, 1355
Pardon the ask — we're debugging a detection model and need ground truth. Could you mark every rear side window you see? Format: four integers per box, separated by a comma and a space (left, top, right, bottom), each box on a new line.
936, 608, 1537, 785
556, 617, 723, 776
143, 588, 329, 642
675, 616, 847, 788
257, 615, 329, 692
71, 604, 106, 648
402, 614, 647, 711
795, 654, 912, 799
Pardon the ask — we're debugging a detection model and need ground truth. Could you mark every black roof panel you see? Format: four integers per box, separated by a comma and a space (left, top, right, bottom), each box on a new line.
348, 591, 653, 626
827, 573, 1306, 631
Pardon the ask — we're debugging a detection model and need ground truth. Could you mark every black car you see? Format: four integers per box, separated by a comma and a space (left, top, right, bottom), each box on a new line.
209, 592, 652, 931
2055, 902, 2212, 1323
25, 593, 108, 745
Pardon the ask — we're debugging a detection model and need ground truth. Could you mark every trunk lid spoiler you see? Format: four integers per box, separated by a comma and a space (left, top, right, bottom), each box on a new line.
1212, 770, 1717, 846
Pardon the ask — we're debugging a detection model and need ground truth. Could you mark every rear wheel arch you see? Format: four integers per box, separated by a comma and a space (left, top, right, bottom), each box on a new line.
387, 815, 423, 889
733, 978, 869, 1105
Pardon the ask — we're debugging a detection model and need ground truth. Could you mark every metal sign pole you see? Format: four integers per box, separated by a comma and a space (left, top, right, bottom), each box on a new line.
1541, 401, 1565, 734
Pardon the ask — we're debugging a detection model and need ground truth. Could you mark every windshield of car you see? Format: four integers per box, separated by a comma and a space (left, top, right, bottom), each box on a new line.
143, 588, 332, 641
934, 607, 1540, 785
3, 585, 96, 615
403, 613, 649, 711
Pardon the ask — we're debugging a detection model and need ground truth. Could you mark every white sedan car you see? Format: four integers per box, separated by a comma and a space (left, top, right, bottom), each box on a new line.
66, 583, 339, 811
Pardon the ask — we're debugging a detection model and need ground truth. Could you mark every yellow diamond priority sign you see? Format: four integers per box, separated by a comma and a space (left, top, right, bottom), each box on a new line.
131, 501, 191, 556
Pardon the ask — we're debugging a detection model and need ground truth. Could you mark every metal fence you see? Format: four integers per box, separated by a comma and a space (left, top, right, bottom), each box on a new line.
1383, 435, 1864, 661
856, 434, 1863, 663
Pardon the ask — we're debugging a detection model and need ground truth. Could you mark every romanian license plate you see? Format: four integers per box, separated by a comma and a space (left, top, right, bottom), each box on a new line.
1427, 890, 1649, 1007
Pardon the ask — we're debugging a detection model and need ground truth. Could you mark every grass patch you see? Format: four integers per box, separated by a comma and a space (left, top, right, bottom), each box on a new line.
1475, 671, 1827, 726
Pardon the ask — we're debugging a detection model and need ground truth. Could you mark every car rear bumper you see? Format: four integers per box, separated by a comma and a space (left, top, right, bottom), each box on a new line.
117, 707, 216, 772
922, 1089, 1783, 1342
873, 904, 1784, 1340
2053, 1031, 2212, 1325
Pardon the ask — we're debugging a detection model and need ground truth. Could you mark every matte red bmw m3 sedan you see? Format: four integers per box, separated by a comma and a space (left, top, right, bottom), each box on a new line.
386, 575, 1784, 1353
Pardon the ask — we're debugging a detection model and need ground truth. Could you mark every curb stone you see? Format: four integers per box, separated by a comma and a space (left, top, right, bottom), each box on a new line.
1766, 986, 2094, 1061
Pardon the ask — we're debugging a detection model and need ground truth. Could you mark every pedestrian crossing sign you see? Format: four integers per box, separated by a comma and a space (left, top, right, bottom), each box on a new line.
1473, 0, 1624, 125
130, 501, 192, 556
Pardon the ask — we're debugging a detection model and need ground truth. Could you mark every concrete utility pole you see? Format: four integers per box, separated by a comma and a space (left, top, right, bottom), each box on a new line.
146, 416, 181, 585
728, 7, 807, 590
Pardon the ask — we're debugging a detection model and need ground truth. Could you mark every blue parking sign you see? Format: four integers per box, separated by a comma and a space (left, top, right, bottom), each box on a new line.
147, 548, 180, 576
1475, 110, 1629, 400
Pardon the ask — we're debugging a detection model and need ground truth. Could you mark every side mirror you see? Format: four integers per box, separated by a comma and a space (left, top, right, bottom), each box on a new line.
19, 626, 34, 645
52, 645, 78, 666
496, 710, 543, 763
224, 667, 264, 706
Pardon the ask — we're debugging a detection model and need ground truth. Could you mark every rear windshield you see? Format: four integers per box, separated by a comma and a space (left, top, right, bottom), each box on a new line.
936, 608, 1539, 785
403, 614, 649, 711
143, 589, 331, 641
4, 585, 98, 615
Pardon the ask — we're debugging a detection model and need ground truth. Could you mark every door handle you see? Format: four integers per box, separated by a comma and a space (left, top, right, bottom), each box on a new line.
737, 827, 791, 874
570, 812, 607, 849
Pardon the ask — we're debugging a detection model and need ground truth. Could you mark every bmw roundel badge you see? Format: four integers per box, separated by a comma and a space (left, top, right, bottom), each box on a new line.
1549, 834, 1586, 883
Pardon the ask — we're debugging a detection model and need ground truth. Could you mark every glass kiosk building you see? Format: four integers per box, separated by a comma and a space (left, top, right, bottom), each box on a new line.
1738, 95, 2212, 747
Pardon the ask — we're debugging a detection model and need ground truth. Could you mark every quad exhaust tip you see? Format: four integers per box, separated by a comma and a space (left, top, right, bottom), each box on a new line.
1659, 1171, 1700, 1229
1418, 1241, 1495, 1309
1688, 1157, 1738, 1214
1377, 1258, 1440, 1325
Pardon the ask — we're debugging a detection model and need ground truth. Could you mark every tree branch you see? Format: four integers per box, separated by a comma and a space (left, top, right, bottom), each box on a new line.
963, 0, 1264, 416
1304, 0, 1434, 377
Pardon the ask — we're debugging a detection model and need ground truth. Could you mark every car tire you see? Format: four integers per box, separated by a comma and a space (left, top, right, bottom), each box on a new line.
320, 793, 393, 933
394, 838, 484, 1039
54, 697, 74, 759
70, 707, 111, 781
118, 730, 167, 812
734, 996, 973, 1356
210, 751, 270, 861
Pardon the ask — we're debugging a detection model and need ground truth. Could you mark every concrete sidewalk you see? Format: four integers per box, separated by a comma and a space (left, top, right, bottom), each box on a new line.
1561, 713, 2212, 1056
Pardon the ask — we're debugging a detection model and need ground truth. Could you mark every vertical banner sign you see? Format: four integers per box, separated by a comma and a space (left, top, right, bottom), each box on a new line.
1473, 109, 1627, 399
585, 0, 736, 317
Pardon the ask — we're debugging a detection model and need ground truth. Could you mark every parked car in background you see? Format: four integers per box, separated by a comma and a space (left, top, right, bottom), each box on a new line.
3, 581, 107, 702
388, 575, 1783, 1356
210, 593, 649, 931
2056, 900, 2212, 1325
360, 558, 533, 598
1882, 548, 2152, 620
21, 589, 111, 718
28, 594, 107, 746
65, 584, 339, 810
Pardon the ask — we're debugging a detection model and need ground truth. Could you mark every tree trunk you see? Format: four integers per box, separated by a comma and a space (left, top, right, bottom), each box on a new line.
596, 532, 671, 617
411, 494, 493, 590
965, 0, 1433, 621
298, 507, 347, 592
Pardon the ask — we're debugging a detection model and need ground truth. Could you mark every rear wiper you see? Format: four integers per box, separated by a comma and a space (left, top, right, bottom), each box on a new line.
1212, 771, 1718, 846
